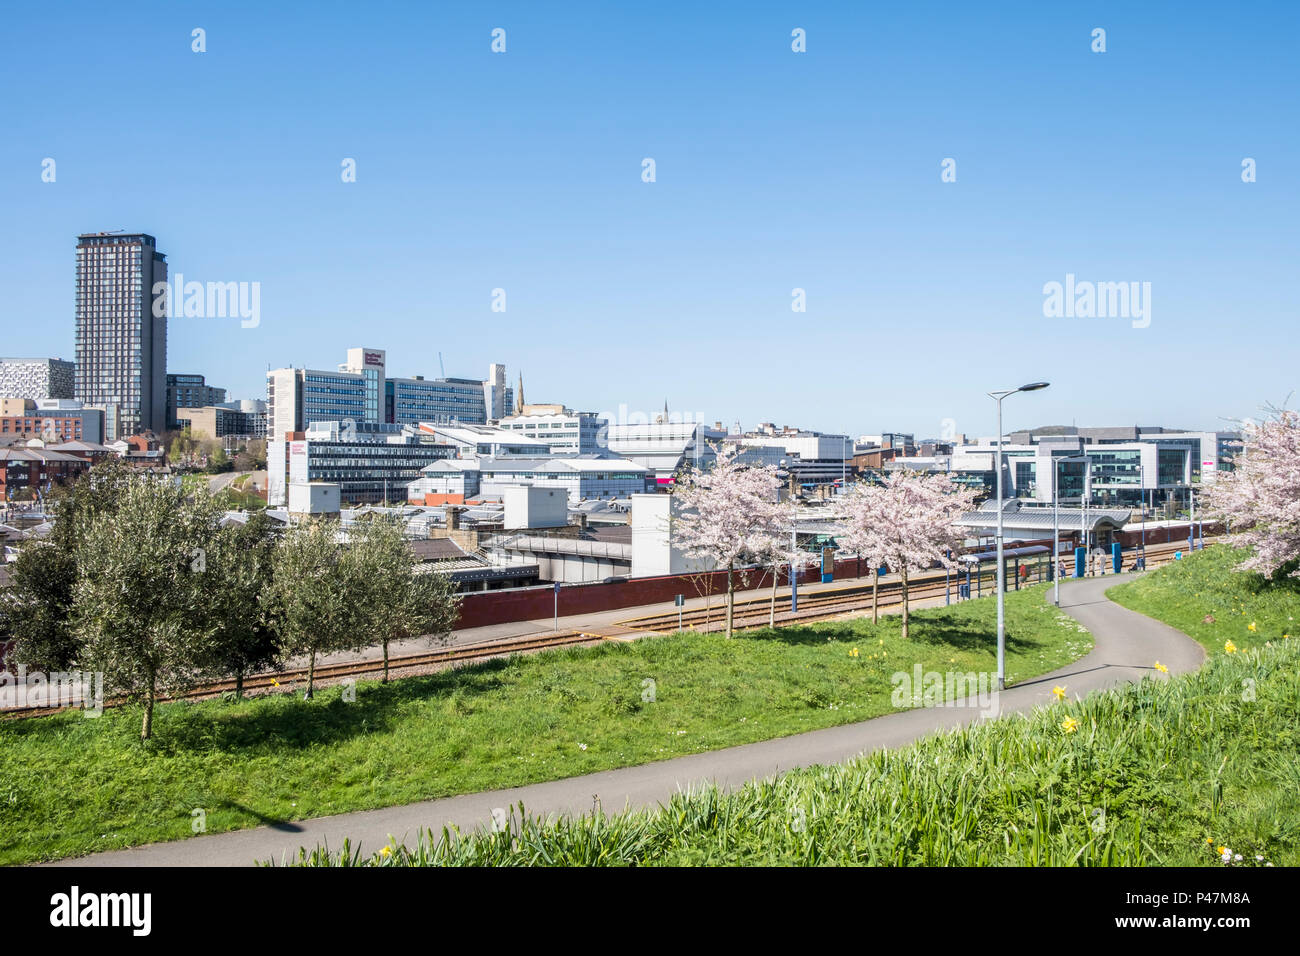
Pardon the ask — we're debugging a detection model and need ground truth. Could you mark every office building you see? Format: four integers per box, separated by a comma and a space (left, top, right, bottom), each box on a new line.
166, 373, 227, 430
0, 358, 75, 401
268, 421, 457, 506
498, 404, 607, 454
267, 348, 508, 439
407, 455, 651, 505
388, 375, 490, 426
74, 232, 168, 438
178, 405, 265, 440
414, 422, 552, 458
602, 421, 726, 485
484, 363, 511, 421
738, 429, 853, 485
0, 399, 105, 444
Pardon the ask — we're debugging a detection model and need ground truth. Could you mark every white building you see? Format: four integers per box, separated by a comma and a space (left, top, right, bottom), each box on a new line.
416, 422, 552, 458
629, 493, 716, 577
407, 455, 651, 504
499, 404, 606, 455
602, 421, 726, 485
738, 431, 852, 485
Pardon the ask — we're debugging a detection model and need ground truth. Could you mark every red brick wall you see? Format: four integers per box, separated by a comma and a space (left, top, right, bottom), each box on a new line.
450, 527, 1221, 632
453, 558, 866, 630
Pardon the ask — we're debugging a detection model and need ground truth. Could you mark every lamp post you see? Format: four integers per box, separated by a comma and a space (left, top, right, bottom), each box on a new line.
988, 382, 1049, 691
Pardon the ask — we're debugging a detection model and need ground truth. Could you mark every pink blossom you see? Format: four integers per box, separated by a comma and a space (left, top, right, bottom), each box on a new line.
1204, 411, 1300, 578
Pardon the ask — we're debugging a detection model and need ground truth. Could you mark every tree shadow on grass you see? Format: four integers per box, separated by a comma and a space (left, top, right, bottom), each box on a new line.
153, 659, 521, 756
210, 798, 305, 832
1, 655, 519, 755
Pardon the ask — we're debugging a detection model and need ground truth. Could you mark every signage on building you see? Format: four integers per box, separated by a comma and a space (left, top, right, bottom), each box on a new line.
364, 352, 384, 367
289, 441, 308, 484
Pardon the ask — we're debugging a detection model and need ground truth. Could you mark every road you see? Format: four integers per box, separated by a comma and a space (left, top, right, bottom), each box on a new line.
48, 572, 1203, 867
207, 470, 266, 495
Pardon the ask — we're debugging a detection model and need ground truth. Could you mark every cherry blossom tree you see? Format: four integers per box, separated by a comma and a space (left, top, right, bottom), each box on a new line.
751, 500, 819, 628
837, 471, 976, 639
836, 481, 890, 624
1204, 409, 1300, 579
672, 445, 783, 637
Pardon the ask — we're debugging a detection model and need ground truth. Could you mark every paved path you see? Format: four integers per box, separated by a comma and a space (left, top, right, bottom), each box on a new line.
50, 573, 1202, 867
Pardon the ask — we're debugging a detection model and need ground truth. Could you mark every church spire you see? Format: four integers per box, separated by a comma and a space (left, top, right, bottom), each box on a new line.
516, 371, 525, 412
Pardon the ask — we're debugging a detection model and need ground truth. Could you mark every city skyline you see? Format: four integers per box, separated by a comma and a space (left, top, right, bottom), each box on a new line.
2, 1, 1295, 436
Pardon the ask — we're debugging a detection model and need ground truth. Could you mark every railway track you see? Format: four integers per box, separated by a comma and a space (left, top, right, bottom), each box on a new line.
0, 538, 1209, 720
617, 538, 1203, 634
0, 629, 605, 720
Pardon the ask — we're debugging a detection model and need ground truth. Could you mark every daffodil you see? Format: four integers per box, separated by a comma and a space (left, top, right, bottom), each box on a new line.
849, 647, 859, 658
1248, 621, 1257, 632
1224, 640, 1237, 654
379, 845, 392, 859
1154, 661, 1168, 673
1061, 717, 1079, 734
1052, 685, 1067, 702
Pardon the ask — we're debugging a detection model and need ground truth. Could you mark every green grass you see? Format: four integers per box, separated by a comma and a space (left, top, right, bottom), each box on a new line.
215, 486, 265, 510
1109, 544, 1300, 655
0, 583, 1087, 864
289, 603, 1300, 867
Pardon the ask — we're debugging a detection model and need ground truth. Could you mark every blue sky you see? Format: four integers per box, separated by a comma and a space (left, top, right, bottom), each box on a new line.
2, 1, 1296, 438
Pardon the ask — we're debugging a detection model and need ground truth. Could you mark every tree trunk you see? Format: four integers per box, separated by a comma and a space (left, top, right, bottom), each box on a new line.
141, 675, 155, 741
872, 571, 879, 624
234, 669, 244, 700
725, 561, 735, 638
900, 566, 910, 640
306, 649, 316, 699
769, 561, 779, 628
382, 638, 390, 683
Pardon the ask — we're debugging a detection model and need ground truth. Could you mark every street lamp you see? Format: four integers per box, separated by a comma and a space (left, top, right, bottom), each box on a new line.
988, 381, 1049, 691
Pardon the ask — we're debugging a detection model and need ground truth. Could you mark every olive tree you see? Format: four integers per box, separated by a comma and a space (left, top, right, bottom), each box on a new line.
4, 458, 138, 673
346, 517, 461, 682
71, 477, 225, 740
197, 511, 282, 697
266, 519, 356, 699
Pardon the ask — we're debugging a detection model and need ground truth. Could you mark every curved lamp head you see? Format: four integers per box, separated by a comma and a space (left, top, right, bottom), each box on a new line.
1018, 382, 1050, 392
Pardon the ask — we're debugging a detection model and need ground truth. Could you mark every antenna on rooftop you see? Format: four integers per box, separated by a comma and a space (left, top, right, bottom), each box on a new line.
438, 352, 446, 377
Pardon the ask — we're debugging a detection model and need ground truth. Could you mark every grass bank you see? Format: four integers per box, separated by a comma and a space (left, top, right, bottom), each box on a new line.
291, 614, 1300, 866
0, 583, 1086, 864
1108, 545, 1299, 654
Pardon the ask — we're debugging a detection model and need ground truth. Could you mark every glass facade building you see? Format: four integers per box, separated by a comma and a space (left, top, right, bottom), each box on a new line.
387, 377, 488, 426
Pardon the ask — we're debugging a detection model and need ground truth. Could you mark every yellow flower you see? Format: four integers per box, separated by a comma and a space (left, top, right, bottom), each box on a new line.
1248, 621, 1257, 632
1217, 845, 1227, 856
1061, 717, 1079, 734
849, 647, 859, 658
1224, 640, 1237, 655
1154, 661, 1168, 673
878, 639, 885, 646
379, 845, 392, 859
1052, 685, 1067, 702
